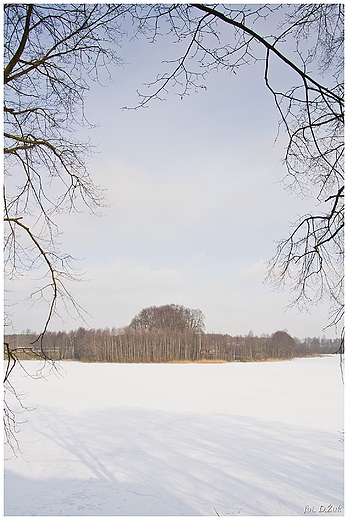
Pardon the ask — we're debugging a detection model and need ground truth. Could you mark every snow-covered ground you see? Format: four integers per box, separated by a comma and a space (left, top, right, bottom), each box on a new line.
4, 356, 344, 516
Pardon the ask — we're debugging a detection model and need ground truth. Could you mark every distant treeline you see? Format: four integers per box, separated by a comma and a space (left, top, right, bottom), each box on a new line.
4, 328, 340, 363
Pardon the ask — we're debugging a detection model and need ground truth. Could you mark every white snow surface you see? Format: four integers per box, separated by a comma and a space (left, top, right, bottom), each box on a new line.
4, 356, 344, 516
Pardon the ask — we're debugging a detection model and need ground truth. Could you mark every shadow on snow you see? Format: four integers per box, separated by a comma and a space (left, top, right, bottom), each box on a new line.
5, 407, 344, 516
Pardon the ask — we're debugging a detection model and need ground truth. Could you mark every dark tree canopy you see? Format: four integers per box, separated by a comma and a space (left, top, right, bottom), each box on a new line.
271, 331, 295, 349
129, 304, 205, 333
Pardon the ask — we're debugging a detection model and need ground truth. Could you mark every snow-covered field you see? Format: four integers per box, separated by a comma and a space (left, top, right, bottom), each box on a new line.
4, 356, 344, 516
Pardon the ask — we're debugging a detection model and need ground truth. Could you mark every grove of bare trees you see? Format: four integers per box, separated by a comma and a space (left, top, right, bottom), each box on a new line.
5, 325, 339, 364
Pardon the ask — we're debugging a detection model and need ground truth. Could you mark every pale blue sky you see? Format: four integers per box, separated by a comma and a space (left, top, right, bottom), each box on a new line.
7, 9, 338, 339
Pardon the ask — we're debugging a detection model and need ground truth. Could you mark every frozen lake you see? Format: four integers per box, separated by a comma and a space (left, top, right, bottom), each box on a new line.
4, 356, 344, 515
